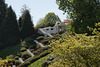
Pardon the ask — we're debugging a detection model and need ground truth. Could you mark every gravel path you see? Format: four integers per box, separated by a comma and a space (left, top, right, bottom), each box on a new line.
34, 40, 46, 47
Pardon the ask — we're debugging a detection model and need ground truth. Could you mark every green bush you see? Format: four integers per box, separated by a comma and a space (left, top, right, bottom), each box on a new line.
20, 47, 26, 52
33, 47, 49, 55
18, 50, 50, 67
21, 41, 27, 48
6, 55, 14, 59
15, 60, 21, 66
50, 29, 100, 67
36, 36, 44, 41
21, 51, 32, 61
41, 40, 49, 45
14, 56, 19, 60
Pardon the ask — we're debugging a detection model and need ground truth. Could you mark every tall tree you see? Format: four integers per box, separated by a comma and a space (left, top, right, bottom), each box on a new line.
20, 10, 34, 40
0, 0, 7, 26
36, 12, 61, 28
0, 6, 20, 48
18, 17, 23, 30
56, 0, 100, 34
35, 18, 44, 28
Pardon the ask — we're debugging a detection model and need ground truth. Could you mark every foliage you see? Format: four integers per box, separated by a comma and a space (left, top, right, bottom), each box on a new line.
21, 51, 32, 61
36, 36, 44, 41
18, 49, 50, 67
0, 59, 14, 66
56, 0, 100, 34
0, 0, 7, 26
33, 47, 50, 55
0, 6, 20, 48
0, 43, 21, 59
6, 55, 14, 59
36, 12, 61, 28
20, 9, 34, 40
15, 60, 21, 66
35, 18, 44, 28
50, 22, 100, 67
28, 54, 50, 67
20, 47, 26, 52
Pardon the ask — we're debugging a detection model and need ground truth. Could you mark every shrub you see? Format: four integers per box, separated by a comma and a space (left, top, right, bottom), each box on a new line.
33, 47, 49, 55
15, 60, 21, 66
14, 56, 19, 60
18, 50, 50, 67
6, 55, 14, 59
21, 51, 32, 61
21, 41, 27, 48
41, 40, 49, 45
20, 47, 26, 52
36, 36, 44, 41
50, 31, 100, 67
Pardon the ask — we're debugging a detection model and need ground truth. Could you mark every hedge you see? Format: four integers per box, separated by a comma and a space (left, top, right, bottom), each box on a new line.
18, 49, 50, 67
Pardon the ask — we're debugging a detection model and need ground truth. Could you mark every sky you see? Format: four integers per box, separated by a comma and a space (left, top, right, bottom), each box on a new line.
5, 0, 67, 26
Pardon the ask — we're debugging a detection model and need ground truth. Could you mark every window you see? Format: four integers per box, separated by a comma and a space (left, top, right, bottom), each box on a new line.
46, 29, 49, 30
51, 28, 53, 30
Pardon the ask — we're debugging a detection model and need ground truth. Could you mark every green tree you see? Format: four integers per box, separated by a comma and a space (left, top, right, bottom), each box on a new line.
36, 12, 61, 28
0, 0, 7, 26
0, 6, 20, 48
35, 18, 44, 28
50, 22, 100, 67
20, 10, 34, 40
56, 0, 100, 34
18, 17, 23, 31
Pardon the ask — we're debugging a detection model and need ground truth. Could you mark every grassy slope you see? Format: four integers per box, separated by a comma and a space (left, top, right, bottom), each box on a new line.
28, 54, 50, 67
0, 44, 21, 59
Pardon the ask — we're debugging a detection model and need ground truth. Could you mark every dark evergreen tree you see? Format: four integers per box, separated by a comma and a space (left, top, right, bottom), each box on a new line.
18, 17, 23, 30
21, 10, 34, 40
0, 6, 20, 48
0, 0, 7, 26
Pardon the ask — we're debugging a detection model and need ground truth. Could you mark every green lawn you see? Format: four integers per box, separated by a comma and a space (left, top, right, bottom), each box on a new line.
0, 44, 21, 59
28, 54, 51, 67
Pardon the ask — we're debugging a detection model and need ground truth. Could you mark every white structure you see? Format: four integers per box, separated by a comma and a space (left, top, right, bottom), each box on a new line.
38, 21, 67, 37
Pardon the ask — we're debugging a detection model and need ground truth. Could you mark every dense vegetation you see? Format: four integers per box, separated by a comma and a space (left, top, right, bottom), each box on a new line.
36, 12, 61, 28
0, 0, 100, 67
19, 9, 34, 41
0, 6, 20, 48
0, 1, 34, 49
49, 22, 100, 67
56, 0, 100, 34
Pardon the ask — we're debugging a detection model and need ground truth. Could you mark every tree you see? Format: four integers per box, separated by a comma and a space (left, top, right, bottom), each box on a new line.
56, 0, 100, 34
35, 18, 44, 28
0, 0, 7, 26
20, 10, 34, 40
18, 17, 23, 30
50, 22, 100, 67
0, 6, 20, 48
36, 12, 61, 28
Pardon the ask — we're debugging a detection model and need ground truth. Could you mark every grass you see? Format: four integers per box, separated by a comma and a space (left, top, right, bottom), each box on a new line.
0, 44, 21, 59
28, 54, 51, 67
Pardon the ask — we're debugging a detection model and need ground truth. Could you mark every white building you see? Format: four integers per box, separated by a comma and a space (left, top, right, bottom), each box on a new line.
38, 21, 68, 36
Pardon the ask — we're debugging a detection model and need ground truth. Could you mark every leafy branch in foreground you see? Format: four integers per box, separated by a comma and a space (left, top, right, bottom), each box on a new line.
49, 22, 100, 67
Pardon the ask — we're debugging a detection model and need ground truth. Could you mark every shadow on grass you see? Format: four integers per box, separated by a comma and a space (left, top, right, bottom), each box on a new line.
0, 43, 21, 59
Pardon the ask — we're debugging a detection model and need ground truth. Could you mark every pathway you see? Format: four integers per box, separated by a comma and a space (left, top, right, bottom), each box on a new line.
34, 40, 46, 47
39, 29, 53, 37
19, 58, 24, 63
12, 65, 16, 67
26, 49, 34, 57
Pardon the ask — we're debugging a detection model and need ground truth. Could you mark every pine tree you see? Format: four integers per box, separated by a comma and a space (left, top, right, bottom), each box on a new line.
18, 17, 23, 30
0, 6, 20, 48
0, 0, 7, 26
21, 10, 34, 40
